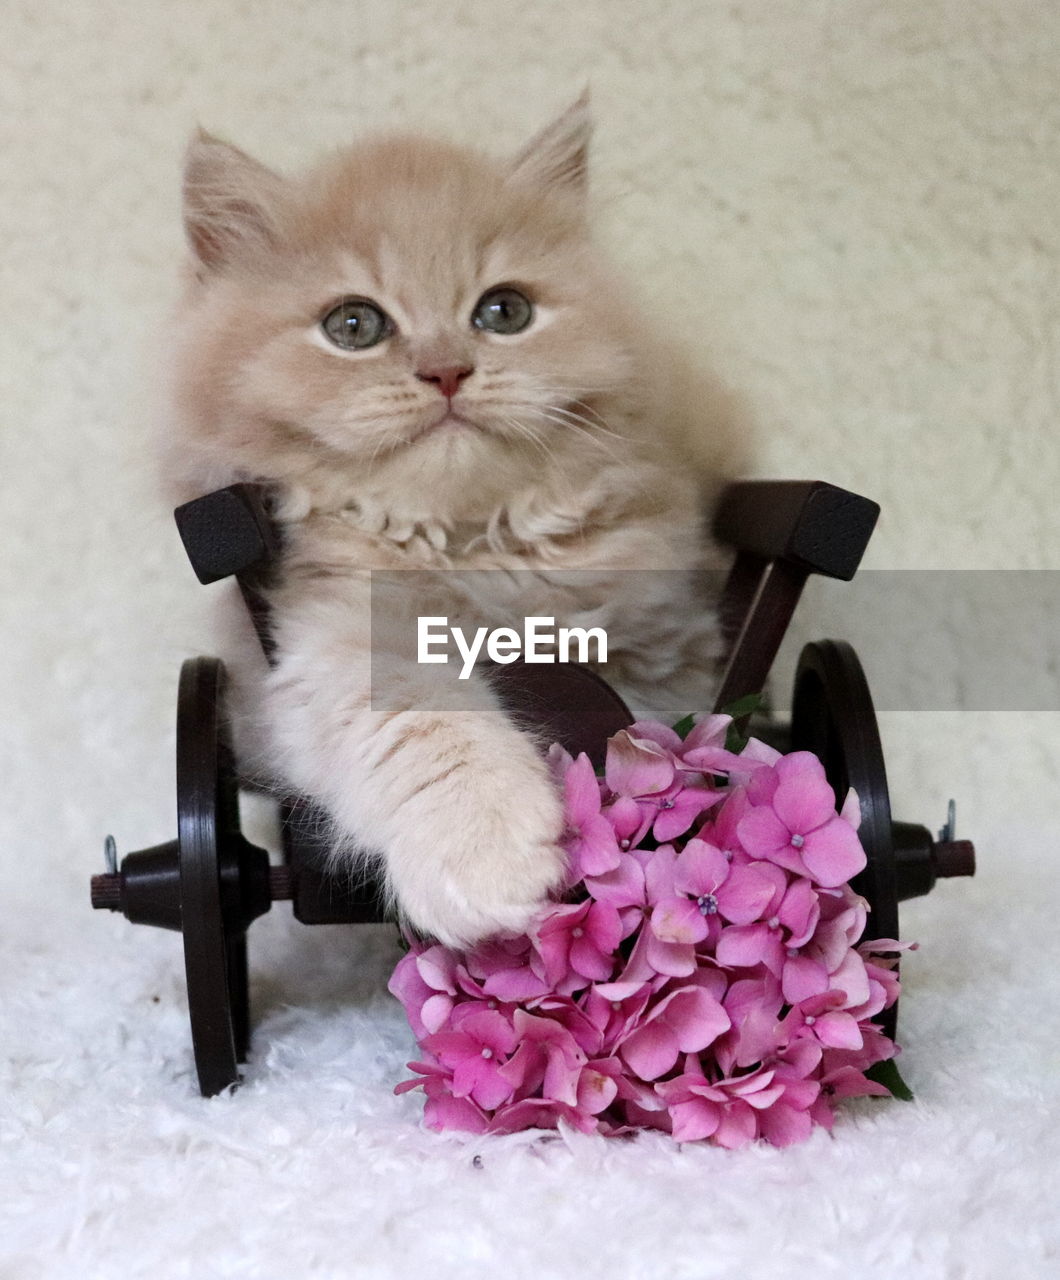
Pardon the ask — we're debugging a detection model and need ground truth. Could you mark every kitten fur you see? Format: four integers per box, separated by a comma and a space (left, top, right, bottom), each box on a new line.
166, 95, 749, 946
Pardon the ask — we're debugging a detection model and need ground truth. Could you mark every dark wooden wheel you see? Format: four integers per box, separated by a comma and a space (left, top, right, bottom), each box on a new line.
177, 656, 265, 1095
789, 639, 900, 1039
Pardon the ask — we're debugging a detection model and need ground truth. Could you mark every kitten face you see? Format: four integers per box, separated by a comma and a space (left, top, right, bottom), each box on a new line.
174, 99, 641, 508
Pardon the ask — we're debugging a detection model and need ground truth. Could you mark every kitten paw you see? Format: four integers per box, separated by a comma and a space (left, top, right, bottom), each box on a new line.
383, 743, 568, 948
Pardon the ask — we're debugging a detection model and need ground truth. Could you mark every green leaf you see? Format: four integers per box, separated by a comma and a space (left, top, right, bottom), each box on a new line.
719, 691, 764, 754
865, 1058, 915, 1101
671, 713, 697, 740
719, 692, 764, 721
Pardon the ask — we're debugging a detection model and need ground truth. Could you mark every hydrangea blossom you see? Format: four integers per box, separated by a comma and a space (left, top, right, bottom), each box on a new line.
389, 716, 908, 1149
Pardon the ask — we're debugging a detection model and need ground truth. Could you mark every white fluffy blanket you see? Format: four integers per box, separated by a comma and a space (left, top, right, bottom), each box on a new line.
2, 810, 1056, 1279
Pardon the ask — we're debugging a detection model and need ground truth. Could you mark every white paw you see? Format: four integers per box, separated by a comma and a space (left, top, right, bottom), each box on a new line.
380, 731, 567, 948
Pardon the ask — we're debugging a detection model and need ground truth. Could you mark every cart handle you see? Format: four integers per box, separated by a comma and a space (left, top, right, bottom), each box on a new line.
712, 480, 880, 714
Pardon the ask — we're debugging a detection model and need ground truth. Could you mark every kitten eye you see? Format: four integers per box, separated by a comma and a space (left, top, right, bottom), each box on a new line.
321, 299, 391, 350
471, 287, 533, 335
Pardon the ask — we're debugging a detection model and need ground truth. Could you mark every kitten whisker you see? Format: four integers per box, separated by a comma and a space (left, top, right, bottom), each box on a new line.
497, 414, 559, 466
489, 395, 628, 467
534, 412, 626, 467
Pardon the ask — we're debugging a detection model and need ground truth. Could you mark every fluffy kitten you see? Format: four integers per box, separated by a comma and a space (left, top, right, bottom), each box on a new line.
167, 96, 745, 947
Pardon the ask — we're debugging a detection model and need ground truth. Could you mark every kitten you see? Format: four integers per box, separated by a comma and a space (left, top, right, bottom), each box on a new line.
167, 95, 746, 947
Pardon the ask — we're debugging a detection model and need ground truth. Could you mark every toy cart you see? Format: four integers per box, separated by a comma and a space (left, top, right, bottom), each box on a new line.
90, 480, 975, 1096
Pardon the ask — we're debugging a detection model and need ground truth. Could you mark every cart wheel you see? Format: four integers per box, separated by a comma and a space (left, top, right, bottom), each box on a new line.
789, 640, 900, 1039
177, 656, 265, 1094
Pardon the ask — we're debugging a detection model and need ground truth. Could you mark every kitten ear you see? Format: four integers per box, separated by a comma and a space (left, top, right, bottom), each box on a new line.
509, 91, 591, 196
182, 129, 285, 270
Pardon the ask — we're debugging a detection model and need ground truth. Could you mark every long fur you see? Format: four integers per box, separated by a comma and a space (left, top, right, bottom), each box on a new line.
164, 96, 750, 946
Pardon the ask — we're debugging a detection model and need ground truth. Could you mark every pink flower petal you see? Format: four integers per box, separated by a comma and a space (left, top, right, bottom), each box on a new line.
606, 730, 676, 798
488, 1098, 596, 1135
472, 1059, 517, 1111
772, 769, 838, 836
651, 897, 710, 945
644, 844, 679, 905
681, 714, 731, 752
646, 930, 697, 977
536, 900, 590, 938
829, 950, 872, 1007
584, 852, 646, 908
778, 878, 820, 946
814, 1011, 863, 1050
840, 787, 861, 829
732, 1002, 782, 1071
424, 1092, 490, 1134
669, 1098, 722, 1142
586, 901, 624, 953
713, 1101, 758, 1149
823, 1066, 892, 1099
782, 954, 830, 1004
462, 1009, 518, 1057
675, 838, 730, 896
736, 806, 792, 858
569, 935, 614, 982
663, 987, 731, 1053
577, 1066, 619, 1115
710, 787, 751, 852
421, 993, 454, 1034
715, 921, 772, 968
774, 1075, 820, 1112
781, 1038, 824, 1078
606, 795, 649, 842
800, 817, 867, 886
680, 744, 746, 775
717, 862, 776, 925
628, 719, 685, 752
425, 1030, 476, 1068
542, 1045, 583, 1106
563, 751, 603, 816
569, 814, 623, 877
688, 963, 730, 1003
415, 945, 458, 995
758, 1101, 813, 1148
597, 927, 657, 996
733, 1078, 786, 1111
386, 952, 434, 1037
653, 788, 723, 842
481, 964, 550, 1002
621, 1020, 680, 1081
774, 750, 828, 784
497, 1040, 538, 1098
739, 738, 783, 769
807, 917, 852, 973
464, 934, 531, 982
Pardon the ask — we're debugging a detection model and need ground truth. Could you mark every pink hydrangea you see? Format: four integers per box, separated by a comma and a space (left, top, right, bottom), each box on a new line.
389, 715, 908, 1148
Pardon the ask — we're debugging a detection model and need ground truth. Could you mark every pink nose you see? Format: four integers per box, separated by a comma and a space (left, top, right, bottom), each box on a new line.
416, 364, 474, 399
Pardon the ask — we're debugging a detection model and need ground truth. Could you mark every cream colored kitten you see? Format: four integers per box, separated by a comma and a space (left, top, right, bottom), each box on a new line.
167, 96, 747, 947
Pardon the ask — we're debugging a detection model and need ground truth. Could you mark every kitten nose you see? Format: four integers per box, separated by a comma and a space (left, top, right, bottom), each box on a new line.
415, 364, 474, 399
